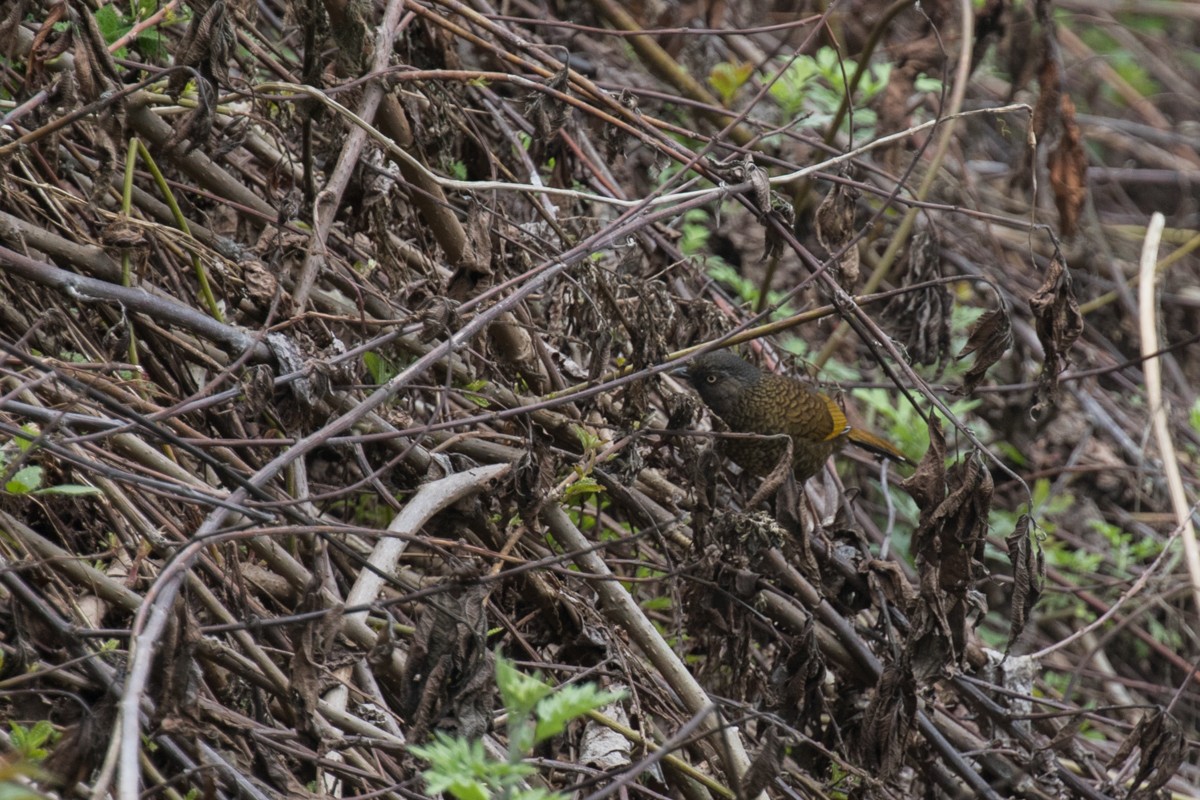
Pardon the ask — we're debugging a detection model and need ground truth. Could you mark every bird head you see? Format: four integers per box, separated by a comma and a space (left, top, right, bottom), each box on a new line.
672, 351, 762, 418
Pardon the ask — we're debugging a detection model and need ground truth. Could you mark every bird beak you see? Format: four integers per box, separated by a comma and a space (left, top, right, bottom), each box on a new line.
670, 364, 691, 381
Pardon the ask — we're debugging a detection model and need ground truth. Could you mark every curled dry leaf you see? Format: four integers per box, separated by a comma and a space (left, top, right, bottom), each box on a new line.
290, 577, 345, 736
773, 619, 826, 731
814, 181, 861, 290
741, 727, 784, 799
956, 305, 1012, 395
99, 220, 148, 251
1047, 94, 1087, 238
1029, 255, 1083, 418
167, 0, 233, 94
901, 413, 947, 512
70, 0, 120, 101
1030, 3, 1086, 237
579, 693, 632, 771
240, 257, 280, 312
858, 661, 917, 780
399, 583, 492, 741
882, 230, 952, 373
903, 417, 992, 672
526, 60, 571, 142
446, 205, 495, 300
1106, 708, 1186, 799
1004, 514, 1043, 649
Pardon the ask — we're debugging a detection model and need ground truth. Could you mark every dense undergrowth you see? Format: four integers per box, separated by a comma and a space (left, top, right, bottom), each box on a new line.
0, 0, 1198, 797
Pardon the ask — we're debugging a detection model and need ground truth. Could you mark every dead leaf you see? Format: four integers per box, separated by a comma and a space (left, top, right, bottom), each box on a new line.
957, 306, 1012, 395
446, 206, 494, 300
1028, 5, 1086, 236
400, 583, 492, 741
859, 661, 917, 780
1107, 709, 1186, 799
579, 694, 632, 770
740, 727, 784, 800
43, 696, 118, 787
1001, 0, 1040, 98
1029, 255, 1083, 417
904, 434, 992, 671
153, 601, 202, 729
882, 230, 952, 373
814, 180, 861, 290
290, 576, 345, 737
168, 0, 233, 95
901, 415, 946, 512
864, 558, 918, 611
774, 619, 826, 729
1004, 514, 1043, 649
69, 0, 120, 102
1047, 93, 1087, 237
1031, 33, 1060, 141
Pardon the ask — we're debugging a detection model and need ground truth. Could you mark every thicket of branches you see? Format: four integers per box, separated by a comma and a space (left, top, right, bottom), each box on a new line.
1, 0, 1198, 797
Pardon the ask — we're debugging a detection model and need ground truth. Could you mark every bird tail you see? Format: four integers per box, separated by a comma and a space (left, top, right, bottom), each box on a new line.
846, 427, 912, 466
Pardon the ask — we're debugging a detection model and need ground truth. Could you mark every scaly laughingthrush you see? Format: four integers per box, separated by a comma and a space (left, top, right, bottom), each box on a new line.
674, 350, 911, 481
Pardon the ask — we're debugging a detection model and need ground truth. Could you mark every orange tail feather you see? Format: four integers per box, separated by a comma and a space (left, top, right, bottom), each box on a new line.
846, 427, 912, 466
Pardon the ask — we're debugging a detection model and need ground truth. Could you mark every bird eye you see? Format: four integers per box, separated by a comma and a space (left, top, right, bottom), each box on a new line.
705, 374, 717, 384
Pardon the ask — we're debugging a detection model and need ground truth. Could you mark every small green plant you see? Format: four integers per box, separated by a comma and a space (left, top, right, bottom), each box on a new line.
362, 351, 400, 385
769, 56, 820, 122
768, 47, 891, 137
1086, 519, 1162, 575
7, 722, 59, 763
708, 60, 754, 106
678, 208, 717, 258
683, 204, 796, 319
92, 0, 172, 61
461, 379, 492, 409
410, 655, 624, 800
1, 425, 102, 497
563, 474, 604, 506
1079, 28, 1159, 102
852, 389, 982, 468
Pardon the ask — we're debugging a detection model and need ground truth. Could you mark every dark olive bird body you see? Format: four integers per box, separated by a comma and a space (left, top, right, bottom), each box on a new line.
676, 351, 910, 481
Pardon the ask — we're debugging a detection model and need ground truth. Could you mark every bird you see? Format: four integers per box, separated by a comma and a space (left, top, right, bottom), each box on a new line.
674, 350, 911, 481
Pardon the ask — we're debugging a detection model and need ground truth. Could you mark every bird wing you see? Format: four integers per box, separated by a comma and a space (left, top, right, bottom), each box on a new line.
774, 389, 849, 442
816, 394, 850, 441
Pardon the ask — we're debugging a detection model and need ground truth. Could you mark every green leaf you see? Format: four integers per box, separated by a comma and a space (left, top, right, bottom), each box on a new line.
572, 424, 602, 452
410, 731, 539, 800
92, 5, 132, 58
33, 484, 102, 496
496, 654, 552, 718
93, 5, 129, 45
513, 790, 568, 800
914, 74, 943, 93
563, 476, 604, 504
533, 684, 625, 743
768, 57, 818, 120
362, 351, 398, 385
463, 379, 491, 408
708, 60, 753, 105
9, 720, 58, 761
6, 466, 43, 495
0, 782, 49, 800
14, 424, 39, 452
640, 595, 672, 611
